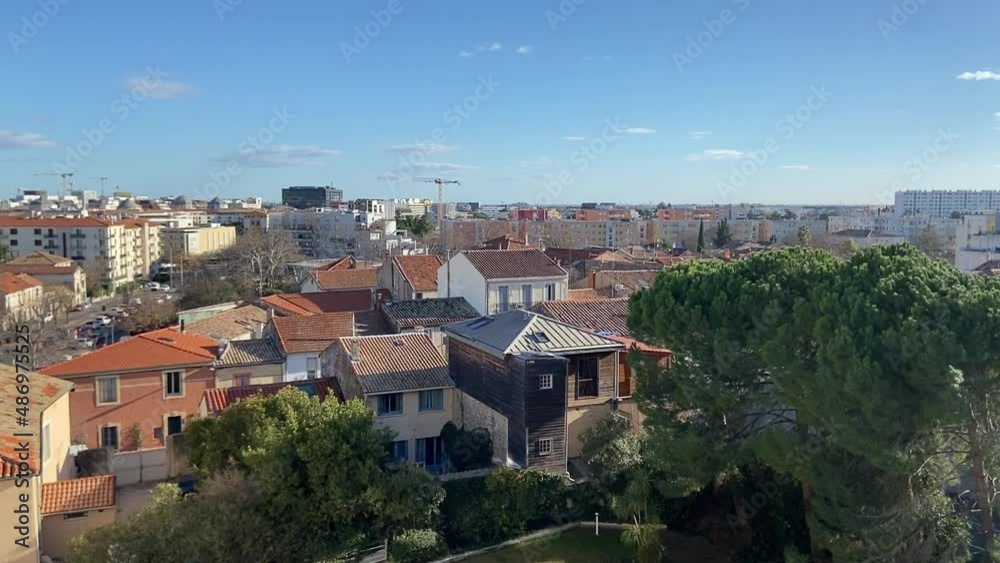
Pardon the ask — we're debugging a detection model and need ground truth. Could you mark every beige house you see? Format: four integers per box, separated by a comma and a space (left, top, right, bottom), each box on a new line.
213, 338, 285, 388
1, 364, 76, 563
333, 333, 454, 472
161, 224, 237, 256
1, 251, 88, 306
0, 272, 45, 325
40, 475, 117, 560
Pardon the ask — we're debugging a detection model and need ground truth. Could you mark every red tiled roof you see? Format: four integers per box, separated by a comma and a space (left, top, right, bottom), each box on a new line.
0, 272, 44, 294
0, 364, 74, 477
0, 217, 113, 228
316, 256, 357, 271
40, 328, 218, 377
567, 288, 616, 301
393, 255, 442, 292
310, 268, 379, 291
271, 313, 356, 354
41, 475, 116, 515
0, 263, 80, 276
201, 378, 343, 416
262, 290, 378, 316
461, 249, 567, 280
8, 251, 72, 266
339, 333, 452, 394
185, 304, 268, 340
534, 298, 632, 336
481, 234, 531, 250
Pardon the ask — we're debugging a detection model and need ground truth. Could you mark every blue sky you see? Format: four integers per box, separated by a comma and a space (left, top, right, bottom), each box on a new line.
1, 0, 998, 205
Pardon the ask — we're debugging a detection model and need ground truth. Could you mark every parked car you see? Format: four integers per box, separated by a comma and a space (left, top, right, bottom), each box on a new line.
96, 315, 112, 325
158, 284, 172, 292
76, 338, 95, 349
146, 282, 161, 291
177, 474, 198, 497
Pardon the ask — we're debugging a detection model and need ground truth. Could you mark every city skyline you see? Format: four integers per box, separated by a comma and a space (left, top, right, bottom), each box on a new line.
2, 1, 999, 205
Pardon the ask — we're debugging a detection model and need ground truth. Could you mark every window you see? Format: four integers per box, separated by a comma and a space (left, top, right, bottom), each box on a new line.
545, 283, 556, 301
166, 415, 183, 436
10, 228, 17, 235
537, 438, 553, 456
497, 285, 510, 312
33, 228, 41, 235
100, 426, 119, 450
164, 371, 183, 397
42, 423, 51, 462
34, 239, 41, 247
377, 393, 403, 416
521, 284, 532, 308
576, 357, 600, 398
419, 389, 444, 412
9, 239, 17, 246
415, 436, 444, 469
63, 512, 88, 521
96, 376, 119, 405
306, 357, 318, 379
539, 374, 553, 390
234, 374, 251, 387
392, 440, 409, 462
415, 292, 423, 299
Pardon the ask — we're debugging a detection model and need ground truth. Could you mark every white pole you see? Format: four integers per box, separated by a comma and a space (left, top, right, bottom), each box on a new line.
595, 512, 599, 535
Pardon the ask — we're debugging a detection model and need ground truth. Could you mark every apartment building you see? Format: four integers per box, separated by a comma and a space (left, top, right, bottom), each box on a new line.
438, 249, 569, 315
895, 190, 1000, 217
161, 224, 237, 256
0, 217, 160, 289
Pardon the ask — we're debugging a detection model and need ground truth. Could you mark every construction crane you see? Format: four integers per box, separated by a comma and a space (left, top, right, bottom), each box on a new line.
376, 175, 461, 233
89, 176, 110, 197
33, 172, 74, 198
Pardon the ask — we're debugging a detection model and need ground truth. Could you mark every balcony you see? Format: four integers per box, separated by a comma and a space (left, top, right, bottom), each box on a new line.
70, 232, 86, 239
44, 233, 58, 239
576, 379, 599, 399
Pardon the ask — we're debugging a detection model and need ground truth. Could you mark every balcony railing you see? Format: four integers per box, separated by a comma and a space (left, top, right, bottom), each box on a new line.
577, 379, 599, 399
70, 232, 86, 239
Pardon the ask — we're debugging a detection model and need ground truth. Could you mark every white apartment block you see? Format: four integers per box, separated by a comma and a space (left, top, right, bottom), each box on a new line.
0, 218, 160, 289
955, 213, 1000, 272
895, 190, 1000, 218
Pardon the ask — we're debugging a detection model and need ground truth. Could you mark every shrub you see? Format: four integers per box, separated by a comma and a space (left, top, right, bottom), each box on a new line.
440, 422, 492, 471
389, 529, 447, 563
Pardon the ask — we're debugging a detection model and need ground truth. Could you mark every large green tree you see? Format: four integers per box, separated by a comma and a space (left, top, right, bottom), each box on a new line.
713, 219, 733, 248
629, 246, 975, 562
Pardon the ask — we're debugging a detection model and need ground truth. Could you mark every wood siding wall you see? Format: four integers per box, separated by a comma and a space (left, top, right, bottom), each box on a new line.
566, 351, 617, 406
523, 357, 569, 473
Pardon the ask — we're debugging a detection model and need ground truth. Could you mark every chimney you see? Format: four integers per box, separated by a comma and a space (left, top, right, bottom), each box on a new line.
349, 338, 361, 362
180, 319, 185, 333
254, 322, 264, 339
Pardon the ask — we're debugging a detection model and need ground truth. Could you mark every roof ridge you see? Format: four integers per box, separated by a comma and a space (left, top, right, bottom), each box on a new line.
138, 329, 217, 359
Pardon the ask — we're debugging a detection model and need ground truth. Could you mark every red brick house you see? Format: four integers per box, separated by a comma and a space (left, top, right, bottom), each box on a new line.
39, 329, 218, 450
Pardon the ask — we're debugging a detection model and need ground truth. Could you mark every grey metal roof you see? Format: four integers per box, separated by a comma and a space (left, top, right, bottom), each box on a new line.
216, 338, 284, 367
443, 309, 624, 356
381, 297, 480, 329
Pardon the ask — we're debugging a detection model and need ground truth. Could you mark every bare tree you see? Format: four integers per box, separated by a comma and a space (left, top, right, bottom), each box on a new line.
226, 228, 303, 298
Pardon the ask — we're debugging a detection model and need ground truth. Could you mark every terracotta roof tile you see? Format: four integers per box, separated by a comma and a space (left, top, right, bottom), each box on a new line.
567, 288, 616, 301
316, 256, 357, 271
186, 305, 268, 340
0, 364, 74, 477
460, 249, 567, 280
0, 263, 80, 276
393, 255, 442, 292
40, 328, 218, 377
271, 313, 356, 354
261, 290, 382, 316
481, 234, 531, 250
41, 475, 116, 515
340, 333, 453, 394
533, 298, 631, 336
309, 268, 379, 291
600, 270, 659, 292
8, 251, 71, 266
0, 272, 44, 294
0, 217, 113, 228
202, 378, 343, 416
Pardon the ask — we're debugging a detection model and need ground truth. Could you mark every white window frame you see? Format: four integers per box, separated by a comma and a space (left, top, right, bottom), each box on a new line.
539, 374, 553, 390
163, 370, 184, 398
95, 376, 120, 406
537, 438, 553, 456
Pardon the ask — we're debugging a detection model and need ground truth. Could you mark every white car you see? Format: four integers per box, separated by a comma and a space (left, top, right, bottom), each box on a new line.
146, 282, 161, 291
96, 315, 112, 325
158, 284, 171, 292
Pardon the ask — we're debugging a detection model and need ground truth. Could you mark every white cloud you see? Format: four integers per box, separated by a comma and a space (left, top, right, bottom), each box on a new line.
561, 136, 589, 142
688, 131, 712, 141
458, 50, 474, 58
215, 144, 340, 168
994, 165, 1000, 170
489, 42, 502, 52
411, 162, 477, 172
685, 149, 748, 162
385, 143, 458, 155
460, 42, 504, 58
125, 75, 193, 99
624, 127, 656, 135
0, 129, 57, 150
780, 164, 810, 171
516, 45, 533, 55
957, 70, 1000, 81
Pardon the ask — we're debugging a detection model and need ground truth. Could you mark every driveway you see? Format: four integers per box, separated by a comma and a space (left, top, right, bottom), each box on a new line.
115, 481, 160, 522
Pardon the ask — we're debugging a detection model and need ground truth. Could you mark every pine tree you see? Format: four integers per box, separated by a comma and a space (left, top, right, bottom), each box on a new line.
696, 220, 705, 253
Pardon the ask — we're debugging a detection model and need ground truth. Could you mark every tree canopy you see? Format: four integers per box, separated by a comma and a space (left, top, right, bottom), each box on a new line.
629, 245, 986, 562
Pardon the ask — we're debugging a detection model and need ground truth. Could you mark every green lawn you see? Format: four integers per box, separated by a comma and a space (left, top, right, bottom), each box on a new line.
461, 527, 632, 563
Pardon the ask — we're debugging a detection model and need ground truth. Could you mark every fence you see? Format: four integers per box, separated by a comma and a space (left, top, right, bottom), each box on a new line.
111, 447, 169, 486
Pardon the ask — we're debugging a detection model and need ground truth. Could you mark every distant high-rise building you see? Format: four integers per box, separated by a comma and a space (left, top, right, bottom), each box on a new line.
895, 190, 1000, 218
282, 185, 344, 209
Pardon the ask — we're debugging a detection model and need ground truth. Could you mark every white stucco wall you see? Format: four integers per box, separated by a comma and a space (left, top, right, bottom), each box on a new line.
284, 352, 322, 381
437, 254, 487, 314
